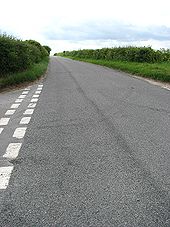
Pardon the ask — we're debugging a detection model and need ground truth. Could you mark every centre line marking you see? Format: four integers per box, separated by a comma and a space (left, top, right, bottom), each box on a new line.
0, 118, 10, 126
0, 128, 4, 134
35, 91, 41, 94
11, 103, 20, 109
5, 110, 16, 116
3, 143, 22, 160
31, 98, 38, 102
28, 103, 36, 108
23, 109, 34, 115
22, 91, 29, 95
18, 95, 26, 99
15, 99, 23, 103
13, 127, 27, 139
33, 94, 39, 98
20, 117, 31, 124
0, 166, 14, 189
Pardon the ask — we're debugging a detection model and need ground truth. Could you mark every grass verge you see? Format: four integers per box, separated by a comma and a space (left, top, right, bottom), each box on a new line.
64, 56, 170, 83
0, 57, 49, 89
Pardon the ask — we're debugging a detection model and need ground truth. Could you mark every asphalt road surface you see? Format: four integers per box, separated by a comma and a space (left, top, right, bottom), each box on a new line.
0, 57, 170, 226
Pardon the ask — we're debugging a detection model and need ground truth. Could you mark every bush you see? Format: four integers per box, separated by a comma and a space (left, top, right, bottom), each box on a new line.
58, 46, 170, 63
0, 34, 50, 77
25, 40, 48, 59
43, 45, 51, 55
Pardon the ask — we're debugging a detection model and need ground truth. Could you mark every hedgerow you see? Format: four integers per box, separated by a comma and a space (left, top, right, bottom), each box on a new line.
58, 47, 170, 63
0, 34, 49, 77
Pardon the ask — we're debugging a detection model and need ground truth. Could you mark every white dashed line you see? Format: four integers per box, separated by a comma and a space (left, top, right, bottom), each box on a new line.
0, 166, 14, 189
163, 87, 170, 91
15, 99, 23, 103
24, 87, 31, 91
11, 103, 20, 109
20, 117, 31, 124
3, 143, 22, 160
35, 91, 41, 94
23, 109, 34, 115
18, 95, 26, 99
38, 85, 43, 87
13, 127, 27, 139
32, 94, 39, 98
5, 110, 16, 116
28, 103, 36, 108
22, 91, 29, 95
0, 128, 4, 134
37, 88, 42, 91
31, 98, 38, 103
0, 118, 10, 126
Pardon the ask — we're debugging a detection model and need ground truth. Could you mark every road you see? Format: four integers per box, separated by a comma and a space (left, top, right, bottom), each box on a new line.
0, 56, 170, 226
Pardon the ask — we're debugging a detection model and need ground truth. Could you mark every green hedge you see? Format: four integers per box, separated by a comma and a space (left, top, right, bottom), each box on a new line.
58, 47, 170, 63
0, 34, 49, 77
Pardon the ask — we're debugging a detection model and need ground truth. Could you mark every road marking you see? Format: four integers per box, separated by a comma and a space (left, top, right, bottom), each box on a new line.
18, 95, 26, 99
37, 88, 42, 91
163, 87, 170, 91
35, 90, 41, 94
5, 110, 16, 116
31, 98, 38, 102
24, 87, 31, 90
11, 103, 20, 109
13, 127, 27, 139
20, 117, 31, 124
28, 103, 36, 108
38, 85, 43, 87
0, 166, 14, 189
0, 128, 4, 134
15, 99, 23, 103
32, 94, 39, 98
3, 143, 22, 160
23, 109, 34, 115
22, 91, 29, 95
0, 118, 10, 126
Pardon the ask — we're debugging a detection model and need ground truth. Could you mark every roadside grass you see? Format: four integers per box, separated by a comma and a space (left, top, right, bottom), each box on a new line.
65, 57, 170, 82
0, 57, 49, 89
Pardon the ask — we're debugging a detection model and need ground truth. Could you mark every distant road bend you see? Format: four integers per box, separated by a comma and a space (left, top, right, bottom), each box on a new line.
0, 56, 170, 226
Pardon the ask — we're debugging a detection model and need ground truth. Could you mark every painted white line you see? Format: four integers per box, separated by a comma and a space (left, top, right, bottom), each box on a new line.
35, 90, 41, 94
13, 127, 27, 139
0, 166, 14, 189
18, 95, 26, 99
31, 98, 38, 103
3, 143, 22, 160
22, 91, 29, 95
11, 103, 20, 109
38, 85, 43, 87
28, 103, 36, 108
163, 87, 170, 91
0, 128, 4, 134
20, 117, 31, 124
37, 88, 42, 91
15, 99, 23, 103
5, 110, 16, 116
0, 118, 10, 126
32, 94, 39, 98
24, 88, 30, 91
23, 109, 34, 115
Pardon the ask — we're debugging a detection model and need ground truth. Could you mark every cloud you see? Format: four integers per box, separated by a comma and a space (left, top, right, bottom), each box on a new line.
43, 20, 170, 43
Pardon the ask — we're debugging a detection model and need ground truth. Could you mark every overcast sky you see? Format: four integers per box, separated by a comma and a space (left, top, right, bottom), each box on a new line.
1, 0, 170, 54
